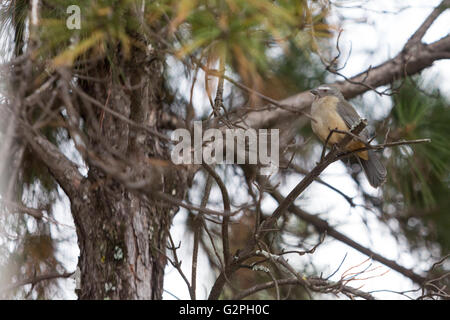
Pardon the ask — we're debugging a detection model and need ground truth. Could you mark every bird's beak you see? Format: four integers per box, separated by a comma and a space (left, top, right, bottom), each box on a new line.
310, 89, 319, 96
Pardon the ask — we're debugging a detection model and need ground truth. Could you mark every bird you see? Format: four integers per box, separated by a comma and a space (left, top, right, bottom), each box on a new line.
310, 84, 386, 188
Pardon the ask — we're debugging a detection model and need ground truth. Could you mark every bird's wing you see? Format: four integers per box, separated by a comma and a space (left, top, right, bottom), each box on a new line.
336, 99, 370, 139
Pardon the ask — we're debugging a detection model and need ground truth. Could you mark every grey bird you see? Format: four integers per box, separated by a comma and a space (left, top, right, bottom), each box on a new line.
310, 84, 387, 188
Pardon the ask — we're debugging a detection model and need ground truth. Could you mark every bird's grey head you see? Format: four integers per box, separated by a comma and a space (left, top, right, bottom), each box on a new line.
310, 85, 342, 98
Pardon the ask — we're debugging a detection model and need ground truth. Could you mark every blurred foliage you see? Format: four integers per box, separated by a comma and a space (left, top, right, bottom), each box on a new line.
0, 201, 66, 299
0, 0, 28, 57
33, 1, 333, 83
382, 78, 450, 252
260, 40, 327, 99
171, 0, 331, 88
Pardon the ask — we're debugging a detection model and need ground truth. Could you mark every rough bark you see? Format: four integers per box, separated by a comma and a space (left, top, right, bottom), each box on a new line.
77, 52, 164, 299
70, 51, 186, 300
72, 179, 171, 300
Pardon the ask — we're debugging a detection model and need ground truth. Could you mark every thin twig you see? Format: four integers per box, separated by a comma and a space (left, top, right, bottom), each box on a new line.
2, 272, 74, 292
191, 175, 213, 300
203, 164, 231, 267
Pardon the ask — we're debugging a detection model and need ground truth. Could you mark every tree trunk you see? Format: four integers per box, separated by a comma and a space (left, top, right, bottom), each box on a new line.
72, 180, 171, 300
68, 50, 184, 300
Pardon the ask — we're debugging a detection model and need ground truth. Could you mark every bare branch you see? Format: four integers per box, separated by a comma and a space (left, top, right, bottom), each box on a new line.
202, 164, 232, 267
256, 119, 368, 239
268, 188, 427, 286
1, 272, 74, 292
1, 200, 44, 219
208, 121, 369, 299
166, 233, 194, 299
336, 138, 432, 160
191, 175, 213, 300
241, 6, 450, 129
233, 277, 375, 300
154, 190, 240, 217
406, 0, 450, 46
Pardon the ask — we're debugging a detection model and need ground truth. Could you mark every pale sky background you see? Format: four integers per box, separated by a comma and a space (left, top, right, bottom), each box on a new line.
2, 0, 448, 300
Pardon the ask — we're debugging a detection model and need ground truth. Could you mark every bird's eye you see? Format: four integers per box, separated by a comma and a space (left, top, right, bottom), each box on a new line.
318, 86, 330, 92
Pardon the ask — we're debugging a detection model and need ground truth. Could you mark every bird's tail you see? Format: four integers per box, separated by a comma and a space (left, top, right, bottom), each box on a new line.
358, 150, 387, 188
